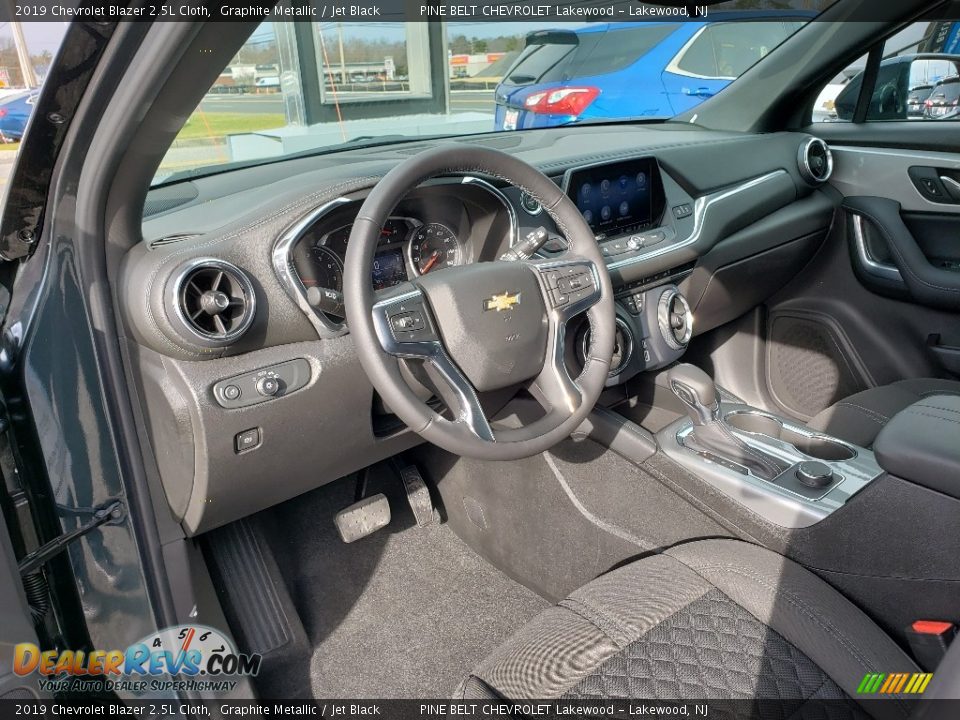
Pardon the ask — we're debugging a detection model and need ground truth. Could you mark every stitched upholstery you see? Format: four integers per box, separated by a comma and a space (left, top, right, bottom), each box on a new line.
460, 541, 916, 720
564, 589, 862, 718
808, 378, 960, 447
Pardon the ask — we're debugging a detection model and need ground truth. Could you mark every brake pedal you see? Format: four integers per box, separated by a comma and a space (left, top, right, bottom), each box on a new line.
398, 465, 437, 528
334, 493, 390, 543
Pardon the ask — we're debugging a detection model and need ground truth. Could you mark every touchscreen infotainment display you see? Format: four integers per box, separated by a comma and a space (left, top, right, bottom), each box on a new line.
565, 158, 662, 237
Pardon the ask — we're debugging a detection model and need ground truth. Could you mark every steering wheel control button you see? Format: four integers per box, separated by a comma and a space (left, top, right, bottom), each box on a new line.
390, 311, 425, 333
213, 358, 311, 409
256, 376, 281, 397
235, 428, 261, 454
796, 461, 834, 489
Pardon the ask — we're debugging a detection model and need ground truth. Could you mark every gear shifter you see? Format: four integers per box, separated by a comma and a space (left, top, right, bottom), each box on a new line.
668, 364, 720, 426
668, 364, 788, 481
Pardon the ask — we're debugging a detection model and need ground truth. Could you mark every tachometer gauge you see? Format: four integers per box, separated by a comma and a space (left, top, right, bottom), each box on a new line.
409, 223, 463, 276
296, 244, 344, 296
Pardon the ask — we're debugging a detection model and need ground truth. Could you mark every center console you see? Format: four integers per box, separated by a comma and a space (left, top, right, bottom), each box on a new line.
656, 365, 883, 529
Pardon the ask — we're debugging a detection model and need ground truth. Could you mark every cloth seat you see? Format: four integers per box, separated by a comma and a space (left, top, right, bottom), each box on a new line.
807, 378, 960, 448
458, 540, 920, 719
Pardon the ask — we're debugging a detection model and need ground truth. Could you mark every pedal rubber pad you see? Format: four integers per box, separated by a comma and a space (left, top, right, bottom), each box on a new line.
399, 465, 437, 528
334, 493, 390, 543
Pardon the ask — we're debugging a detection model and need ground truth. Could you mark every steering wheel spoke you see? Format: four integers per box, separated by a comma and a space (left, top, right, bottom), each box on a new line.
371, 282, 495, 442
525, 255, 603, 322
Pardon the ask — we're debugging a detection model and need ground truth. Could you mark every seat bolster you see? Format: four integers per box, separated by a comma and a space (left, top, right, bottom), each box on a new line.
665, 540, 918, 718
464, 555, 712, 699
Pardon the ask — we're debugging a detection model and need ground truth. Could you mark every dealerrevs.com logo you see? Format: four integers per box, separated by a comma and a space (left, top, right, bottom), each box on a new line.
13, 624, 261, 694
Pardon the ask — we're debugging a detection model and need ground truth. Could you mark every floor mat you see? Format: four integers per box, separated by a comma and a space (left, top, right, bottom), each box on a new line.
258, 467, 550, 699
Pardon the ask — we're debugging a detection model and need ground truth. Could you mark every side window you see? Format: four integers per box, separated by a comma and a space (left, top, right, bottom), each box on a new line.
675, 22, 795, 79
815, 21, 960, 123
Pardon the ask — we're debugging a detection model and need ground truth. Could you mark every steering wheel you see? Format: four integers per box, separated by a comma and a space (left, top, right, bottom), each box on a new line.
344, 145, 615, 461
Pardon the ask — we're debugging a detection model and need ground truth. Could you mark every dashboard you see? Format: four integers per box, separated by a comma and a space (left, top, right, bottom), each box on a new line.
126, 125, 838, 535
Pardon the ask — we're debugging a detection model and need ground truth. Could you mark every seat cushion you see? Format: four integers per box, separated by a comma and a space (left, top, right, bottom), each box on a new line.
458, 540, 918, 719
807, 378, 960, 448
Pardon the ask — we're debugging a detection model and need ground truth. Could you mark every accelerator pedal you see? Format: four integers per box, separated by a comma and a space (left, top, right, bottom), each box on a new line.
398, 464, 438, 528
334, 493, 390, 543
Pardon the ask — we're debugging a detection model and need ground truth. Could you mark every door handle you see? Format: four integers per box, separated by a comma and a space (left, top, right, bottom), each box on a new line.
940, 175, 960, 203
850, 214, 902, 283
843, 196, 960, 310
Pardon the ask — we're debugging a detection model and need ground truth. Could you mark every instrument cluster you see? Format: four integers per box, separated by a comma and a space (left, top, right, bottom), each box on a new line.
290, 216, 466, 314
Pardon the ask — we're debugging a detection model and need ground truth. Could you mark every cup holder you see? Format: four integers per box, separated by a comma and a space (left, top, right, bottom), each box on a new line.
726, 413, 783, 437
726, 412, 856, 462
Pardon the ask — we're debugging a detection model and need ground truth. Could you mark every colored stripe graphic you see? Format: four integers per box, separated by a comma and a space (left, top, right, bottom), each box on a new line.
858, 672, 934, 694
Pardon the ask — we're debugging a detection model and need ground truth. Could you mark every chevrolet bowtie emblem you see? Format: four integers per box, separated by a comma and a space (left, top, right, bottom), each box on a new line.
484, 292, 521, 312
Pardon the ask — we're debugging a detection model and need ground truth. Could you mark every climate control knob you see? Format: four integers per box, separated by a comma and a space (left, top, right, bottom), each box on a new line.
657, 288, 693, 351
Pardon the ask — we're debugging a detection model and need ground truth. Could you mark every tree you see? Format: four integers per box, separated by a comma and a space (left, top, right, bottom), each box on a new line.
472, 38, 488, 53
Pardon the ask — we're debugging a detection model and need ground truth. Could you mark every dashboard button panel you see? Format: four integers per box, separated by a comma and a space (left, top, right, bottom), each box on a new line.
214, 358, 311, 409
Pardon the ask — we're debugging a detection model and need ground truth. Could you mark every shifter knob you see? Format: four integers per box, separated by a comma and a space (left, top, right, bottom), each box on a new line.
668, 364, 720, 426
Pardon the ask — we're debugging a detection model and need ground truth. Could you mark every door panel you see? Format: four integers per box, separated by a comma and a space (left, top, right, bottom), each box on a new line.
761, 123, 960, 409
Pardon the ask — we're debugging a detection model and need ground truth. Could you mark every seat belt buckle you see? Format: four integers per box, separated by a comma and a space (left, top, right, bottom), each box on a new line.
905, 620, 957, 671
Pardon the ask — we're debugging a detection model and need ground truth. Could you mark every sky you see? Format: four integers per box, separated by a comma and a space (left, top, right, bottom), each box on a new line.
0, 22, 69, 56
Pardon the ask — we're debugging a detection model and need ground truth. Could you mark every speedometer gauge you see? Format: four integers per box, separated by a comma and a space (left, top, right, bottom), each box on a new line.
409, 223, 463, 276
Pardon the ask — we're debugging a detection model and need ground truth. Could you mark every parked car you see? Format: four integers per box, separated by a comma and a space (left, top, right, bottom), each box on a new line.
0, 91, 37, 141
493, 14, 814, 130
907, 83, 935, 116
834, 53, 960, 121
923, 75, 960, 118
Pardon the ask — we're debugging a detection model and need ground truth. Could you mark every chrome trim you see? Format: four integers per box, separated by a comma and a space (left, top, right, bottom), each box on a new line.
798, 137, 834, 184
461, 175, 519, 248
581, 317, 633, 378
372, 288, 495, 442
851, 214, 903, 283
606, 170, 788, 271
273, 196, 352, 338
274, 176, 519, 337
168, 258, 257, 346
527, 256, 604, 414
658, 402, 883, 529
941, 175, 960, 197
657, 288, 693, 350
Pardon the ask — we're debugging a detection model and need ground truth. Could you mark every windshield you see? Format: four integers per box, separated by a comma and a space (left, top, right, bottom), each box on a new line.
153, 4, 825, 185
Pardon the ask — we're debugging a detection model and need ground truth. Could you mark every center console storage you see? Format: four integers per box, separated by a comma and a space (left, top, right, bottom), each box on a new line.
873, 394, 960, 499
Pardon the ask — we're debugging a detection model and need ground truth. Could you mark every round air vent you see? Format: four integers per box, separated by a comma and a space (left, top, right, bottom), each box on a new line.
657, 288, 693, 351
170, 259, 256, 346
798, 137, 834, 185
